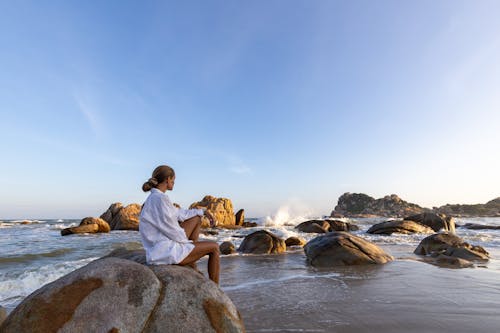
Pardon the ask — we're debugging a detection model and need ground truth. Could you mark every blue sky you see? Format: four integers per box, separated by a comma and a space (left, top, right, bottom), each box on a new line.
1, 0, 499, 219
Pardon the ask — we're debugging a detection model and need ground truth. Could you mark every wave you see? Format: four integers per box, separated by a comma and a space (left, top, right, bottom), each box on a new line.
0, 248, 75, 264
258, 202, 317, 227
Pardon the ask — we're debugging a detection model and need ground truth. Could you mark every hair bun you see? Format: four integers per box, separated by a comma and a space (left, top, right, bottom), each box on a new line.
148, 177, 158, 186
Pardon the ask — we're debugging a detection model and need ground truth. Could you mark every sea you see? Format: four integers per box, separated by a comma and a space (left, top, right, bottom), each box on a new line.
1, 212, 500, 332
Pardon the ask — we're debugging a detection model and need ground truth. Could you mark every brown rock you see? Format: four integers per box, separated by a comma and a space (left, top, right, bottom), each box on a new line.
462, 223, 500, 230
414, 232, 489, 261
304, 232, 393, 266
61, 224, 99, 236
238, 230, 286, 254
99, 203, 123, 224
404, 212, 455, 232
0, 306, 6, 327
295, 220, 330, 233
285, 237, 306, 247
242, 222, 258, 228
235, 209, 245, 226
80, 217, 110, 233
220, 241, 236, 255
110, 203, 141, 230
327, 219, 360, 231
433, 255, 474, 268
367, 220, 434, 235
190, 195, 235, 227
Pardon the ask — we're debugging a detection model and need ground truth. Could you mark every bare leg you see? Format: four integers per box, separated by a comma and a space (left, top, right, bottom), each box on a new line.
179, 241, 220, 285
180, 216, 201, 241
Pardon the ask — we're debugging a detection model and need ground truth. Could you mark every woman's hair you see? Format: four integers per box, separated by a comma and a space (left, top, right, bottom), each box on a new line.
142, 165, 175, 192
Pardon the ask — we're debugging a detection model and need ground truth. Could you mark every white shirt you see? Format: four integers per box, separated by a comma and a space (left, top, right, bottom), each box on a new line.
139, 188, 204, 265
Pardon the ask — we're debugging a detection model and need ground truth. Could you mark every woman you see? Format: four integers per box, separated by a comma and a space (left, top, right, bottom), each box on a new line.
139, 165, 220, 284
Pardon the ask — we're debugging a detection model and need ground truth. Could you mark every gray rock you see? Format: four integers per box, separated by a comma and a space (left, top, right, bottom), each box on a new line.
462, 223, 500, 230
404, 213, 455, 232
367, 220, 434, 235
327, 219, 360, 231
304, 232, 393, 266
238, 230, 286, 254
0, 258, 161, 333
414, 232, 489, 261
295, 220, 330, 233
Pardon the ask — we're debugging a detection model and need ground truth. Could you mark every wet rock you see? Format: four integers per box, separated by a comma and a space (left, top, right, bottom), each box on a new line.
110, 203, 141, 230
304, 232, 393, 267
99, 202, 123, 224
285, 237, 306, 247
462, 223, 500, 230
238, 230, 286, 254
242, 222, 258, 228
414, 232, 489, 261
61, 223, 99, 236
80, 217, 110, 233
220, 241, 236, 255
327, 219, 359, 231
235, 209, 245, 226
367, 220, 434, 235
295, 220, 330, 233
0, 306, 6, 327
404, 213, 455, 232
1, 253, 245, 333
190, 195, 236, 227
432, 255, 474, 268
105, 247, 148, 265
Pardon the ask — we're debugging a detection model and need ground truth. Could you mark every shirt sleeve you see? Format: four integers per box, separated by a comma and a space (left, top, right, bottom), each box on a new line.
154, 196, 192, 243
177, 207, 205, 222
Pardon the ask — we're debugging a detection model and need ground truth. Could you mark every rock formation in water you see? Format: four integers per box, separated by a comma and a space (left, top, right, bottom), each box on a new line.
367, 220, 435, 235
238, 230, 286, 254
0, 250, 245, 333
332, 193, 426, 217
190, 195, 236, 227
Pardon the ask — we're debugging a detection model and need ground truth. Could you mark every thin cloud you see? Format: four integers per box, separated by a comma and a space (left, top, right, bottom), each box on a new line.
73, 91, 103, 138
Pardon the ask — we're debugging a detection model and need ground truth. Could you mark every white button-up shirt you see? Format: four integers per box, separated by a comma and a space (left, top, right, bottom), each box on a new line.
139, 188, 204, 264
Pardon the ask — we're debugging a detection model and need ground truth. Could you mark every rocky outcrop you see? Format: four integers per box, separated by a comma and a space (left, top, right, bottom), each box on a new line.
367, 220, 434, 235
332, 193, 426, 217
295, 219, 358, 233
110, 203, 141, 230
61, 217, 110, 236
235, 209, 245, 226
461, 223, 500, 230
220, 241, 236, 255
434, 197, 500, 217
414, 233, 489, 261
99, 203, 123, 224
238, 230, 286, 254
404, 213, 455, 232
285, 237, 306, 247
0, 252, 245, 333
190, 195, 235, 227
304, 232, 393, 266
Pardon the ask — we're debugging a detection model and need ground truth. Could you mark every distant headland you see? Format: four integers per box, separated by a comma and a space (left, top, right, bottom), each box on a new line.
331, 193, 500, 218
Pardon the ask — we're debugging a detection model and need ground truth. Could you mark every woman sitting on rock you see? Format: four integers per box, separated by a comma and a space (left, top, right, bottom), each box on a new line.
139, 165, 220, 284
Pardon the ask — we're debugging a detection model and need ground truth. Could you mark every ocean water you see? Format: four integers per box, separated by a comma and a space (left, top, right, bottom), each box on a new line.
1, 215, 500, 332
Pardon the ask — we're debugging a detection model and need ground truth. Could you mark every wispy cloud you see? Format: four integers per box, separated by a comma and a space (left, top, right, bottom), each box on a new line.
73, 90, 103, 138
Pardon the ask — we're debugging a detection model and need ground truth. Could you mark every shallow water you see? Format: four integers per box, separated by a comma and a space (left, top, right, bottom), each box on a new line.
1, 217, 500, 332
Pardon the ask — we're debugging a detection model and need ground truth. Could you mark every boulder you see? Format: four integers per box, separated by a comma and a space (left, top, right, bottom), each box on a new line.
285, 237, 306, 247
80, 217, 110, 233
61, 223, 99, 236
404, 213, 455, 232
414, 233, 489, 261
235, 209, 245, 226
433, 255, 474, 268
304, 232, 393, 266
238, 230, 286, 254
242, 222, 258, 228
367, 220, 434, 235
462, 223, 500, 230
295, 220, 330, 233
219, 242, 236, 255
110, 203, 141, 230
1, 253, 245, 333
99, 202, 123, 224
327, 219, 359, 231
190, 195, 236, 227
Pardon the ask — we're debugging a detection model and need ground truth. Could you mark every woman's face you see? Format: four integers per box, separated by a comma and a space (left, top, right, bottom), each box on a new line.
166, 175, 175, 190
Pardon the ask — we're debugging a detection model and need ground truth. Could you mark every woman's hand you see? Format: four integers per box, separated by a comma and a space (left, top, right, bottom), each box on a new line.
204, 210, 217, 227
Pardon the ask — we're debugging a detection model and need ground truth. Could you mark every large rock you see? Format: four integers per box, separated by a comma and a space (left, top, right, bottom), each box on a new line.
295, 220, 330, 233
80, 217, 110, 232
220, 241, 236, 255
0, 306, 6, 327
332, 192, 426, 217
367, 220, 434, 235
327, 219, 359, 231
462, 223, 500, 230
110, 203, 141, 230
404, 212, 455, 232
238, 230, 286, 254
304, 232, 393, 266
190, 195, 235, 227
414, 233, 489, 261
235, 209, 245, 226
1, 252, 245, 333
99, 202, 123, 224
0, 257, 161, 333
61, 223, 99, 236
285, 237, 306, 247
